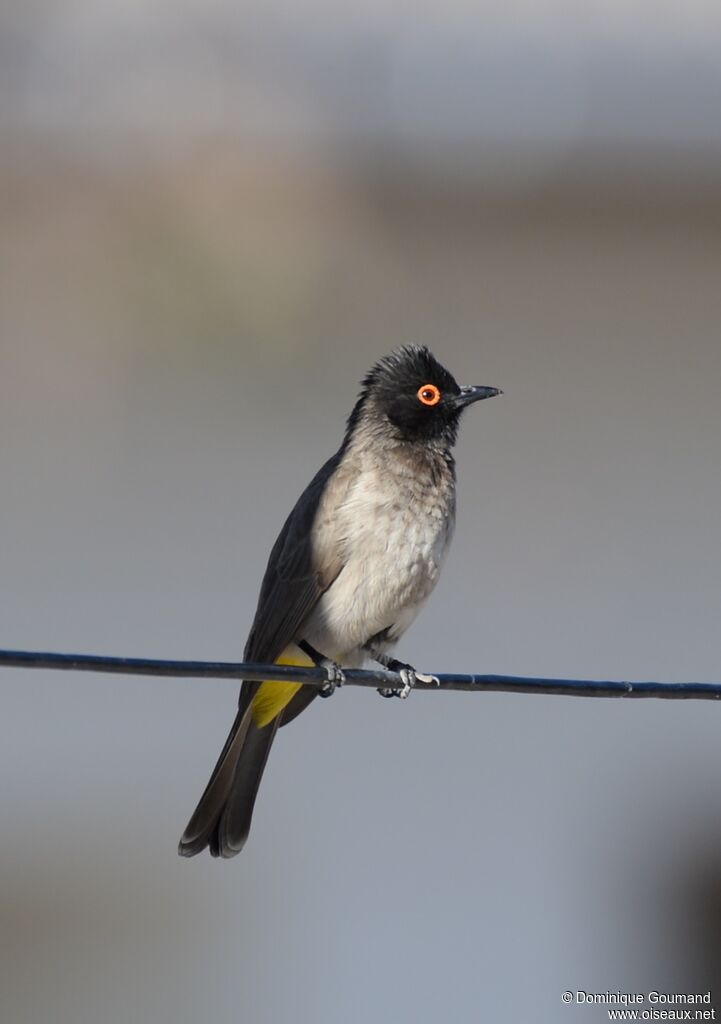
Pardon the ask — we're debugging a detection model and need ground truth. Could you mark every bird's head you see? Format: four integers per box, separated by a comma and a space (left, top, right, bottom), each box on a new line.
347, 345, 501, 448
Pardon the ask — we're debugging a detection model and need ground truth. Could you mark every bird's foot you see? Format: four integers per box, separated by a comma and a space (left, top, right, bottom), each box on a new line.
318, 659, 346, 698
298, 640, 346, 697
377, 662, 439, 700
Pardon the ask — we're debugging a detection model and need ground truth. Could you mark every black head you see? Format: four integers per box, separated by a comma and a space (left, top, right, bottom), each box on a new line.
347, 345, 501, 447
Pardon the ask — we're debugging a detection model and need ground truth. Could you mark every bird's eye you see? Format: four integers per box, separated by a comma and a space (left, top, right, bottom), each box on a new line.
417, 383, 441, 406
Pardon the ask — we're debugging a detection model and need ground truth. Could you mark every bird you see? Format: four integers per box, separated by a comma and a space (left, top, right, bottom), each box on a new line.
178, 345, 501, 858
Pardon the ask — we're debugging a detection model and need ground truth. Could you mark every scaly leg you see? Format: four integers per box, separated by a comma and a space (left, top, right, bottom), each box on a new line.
364, 644, 439, 700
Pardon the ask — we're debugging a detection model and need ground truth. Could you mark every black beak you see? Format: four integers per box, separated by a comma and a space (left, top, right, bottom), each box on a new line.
455, 385, 503, 409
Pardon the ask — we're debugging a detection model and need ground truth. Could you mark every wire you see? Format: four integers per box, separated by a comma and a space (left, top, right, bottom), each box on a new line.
0, 648, 719, 699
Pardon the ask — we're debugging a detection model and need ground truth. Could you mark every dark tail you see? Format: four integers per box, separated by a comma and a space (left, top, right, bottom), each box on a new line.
178, 708, 279, 859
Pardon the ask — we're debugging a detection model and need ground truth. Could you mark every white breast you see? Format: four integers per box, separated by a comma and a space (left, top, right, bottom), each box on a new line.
304, 450, 455, 662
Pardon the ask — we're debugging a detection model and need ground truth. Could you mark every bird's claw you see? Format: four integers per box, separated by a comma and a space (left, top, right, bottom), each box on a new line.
318, 660, 345, 698
377, 665, 438, 700
414, 671, 440, 687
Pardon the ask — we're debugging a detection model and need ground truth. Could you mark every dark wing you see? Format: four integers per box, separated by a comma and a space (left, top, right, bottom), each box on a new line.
179, 448, 350, 857
237, 449, 347, 716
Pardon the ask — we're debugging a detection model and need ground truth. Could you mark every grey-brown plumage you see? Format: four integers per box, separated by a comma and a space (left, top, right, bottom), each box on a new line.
179, 346, 501, 858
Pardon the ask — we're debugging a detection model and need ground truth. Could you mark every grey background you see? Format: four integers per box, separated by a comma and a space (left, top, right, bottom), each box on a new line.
1, 2, 721, 1022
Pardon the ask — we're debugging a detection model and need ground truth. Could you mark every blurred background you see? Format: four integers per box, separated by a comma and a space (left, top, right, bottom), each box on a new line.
2, 2, 721, 1021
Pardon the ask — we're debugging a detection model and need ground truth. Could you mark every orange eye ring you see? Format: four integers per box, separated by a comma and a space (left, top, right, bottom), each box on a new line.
417, 383, 441, 406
